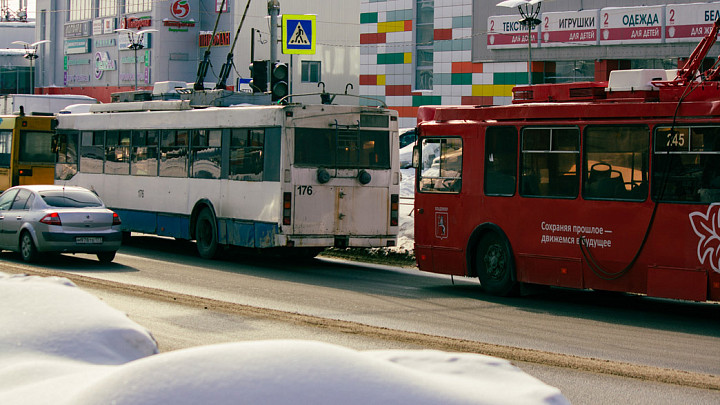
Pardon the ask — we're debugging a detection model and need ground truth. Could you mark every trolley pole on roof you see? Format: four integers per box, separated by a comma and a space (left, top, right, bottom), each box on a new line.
497, 0, 543, 85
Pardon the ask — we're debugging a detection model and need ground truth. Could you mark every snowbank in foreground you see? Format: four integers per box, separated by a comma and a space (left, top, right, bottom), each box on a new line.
0, 272, 568, 405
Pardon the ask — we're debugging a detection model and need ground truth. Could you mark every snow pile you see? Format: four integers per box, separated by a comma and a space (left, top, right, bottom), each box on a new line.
0, 272, 569, 405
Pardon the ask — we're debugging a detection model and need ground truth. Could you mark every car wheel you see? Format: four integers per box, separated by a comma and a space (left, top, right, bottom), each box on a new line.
475, 232, 517, 296
196, 208, 220, 259
20, 231, 38, 263
97, 251, 116, 263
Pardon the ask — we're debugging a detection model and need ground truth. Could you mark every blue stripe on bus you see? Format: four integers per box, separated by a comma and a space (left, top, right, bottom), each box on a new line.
115, 209, 278, 248
157, 214, 191, 239
218, 219, 278, 248
116, 209, 157, 234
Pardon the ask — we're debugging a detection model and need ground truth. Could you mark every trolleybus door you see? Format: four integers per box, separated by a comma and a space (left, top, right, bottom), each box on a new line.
414, 136, 466, 275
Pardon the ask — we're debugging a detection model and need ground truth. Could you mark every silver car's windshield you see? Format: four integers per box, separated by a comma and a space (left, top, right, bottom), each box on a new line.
39, 190, 103, 208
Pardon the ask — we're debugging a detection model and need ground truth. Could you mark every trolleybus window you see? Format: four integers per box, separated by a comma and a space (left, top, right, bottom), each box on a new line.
583, 125, 649, 201
484, 127, 517, 196
191, 129, 222, 179
520, 127, 579, 198
418, 137, 462, 193
0, 131, 11, 167
229, 128, 264, 181
104, 130, 131, 175
294, 128, 390, 169
160, 129, 189, 178
55, 131, 78, 180
19, 131, 55, 163
80, 131, 104, 174
131, 130, 158, 176
653, 126, 720, 203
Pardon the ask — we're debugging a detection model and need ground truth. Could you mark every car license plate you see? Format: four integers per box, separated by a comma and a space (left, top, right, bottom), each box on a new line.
76, 237, 102, 244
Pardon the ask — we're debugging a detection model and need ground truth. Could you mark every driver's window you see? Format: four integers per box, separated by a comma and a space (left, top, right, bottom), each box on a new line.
418, 137, 463, 193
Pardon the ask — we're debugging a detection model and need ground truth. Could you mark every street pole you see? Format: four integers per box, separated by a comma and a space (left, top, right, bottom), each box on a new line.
29, 53, 35, 94
496, 0, 542, 86
133, 45, 139, 90
116, 29, 157, 91
268, 0, 279, 63
12, 40, 50, 94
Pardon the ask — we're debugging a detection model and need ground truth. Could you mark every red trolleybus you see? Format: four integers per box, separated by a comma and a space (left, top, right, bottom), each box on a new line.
412, 21, 720, 302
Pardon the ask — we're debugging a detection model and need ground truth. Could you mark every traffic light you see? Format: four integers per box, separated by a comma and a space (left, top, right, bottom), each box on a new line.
271, 62, 288, 102
249, 60, 270, 93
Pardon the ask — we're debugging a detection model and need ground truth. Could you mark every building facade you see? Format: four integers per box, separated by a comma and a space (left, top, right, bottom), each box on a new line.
360, 0, 720, 128
33, 0, 359, 103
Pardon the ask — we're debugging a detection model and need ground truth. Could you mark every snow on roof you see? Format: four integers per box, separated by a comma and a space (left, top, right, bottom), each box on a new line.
0, 272, 568, 404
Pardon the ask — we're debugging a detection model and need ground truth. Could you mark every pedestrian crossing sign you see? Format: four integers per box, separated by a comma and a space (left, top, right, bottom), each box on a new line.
282, 14, 316, 55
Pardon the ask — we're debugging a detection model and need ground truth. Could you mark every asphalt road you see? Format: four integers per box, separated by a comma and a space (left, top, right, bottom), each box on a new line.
2, 235, 719, 404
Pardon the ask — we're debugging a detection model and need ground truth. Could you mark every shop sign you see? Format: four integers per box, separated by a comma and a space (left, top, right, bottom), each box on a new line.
164, 19, 195, 32
666, 3, 720, 43
171, 0, 190, 20
94, 51, 117, 80
121, 16, 152, 29
64, 72, 91, 85
95, 38, 116, 48
487, 14, 540, 49
64, 38, 90, 55
67, 58, 91, 66
541, 9, 599, 47
121, 50, 150, 65
599, 5, 664, 45
93, 20, 103, 36
104, 18, 116, 34
118, 33, 152, 50
199, 31, 231, 47
64, 21, 92, 38
120, 67, 150, 84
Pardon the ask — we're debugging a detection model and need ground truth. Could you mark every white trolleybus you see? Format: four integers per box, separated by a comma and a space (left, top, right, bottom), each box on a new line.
54, 93, 400, 259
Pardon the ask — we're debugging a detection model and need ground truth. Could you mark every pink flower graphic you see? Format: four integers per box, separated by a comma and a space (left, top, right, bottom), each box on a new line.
689, 203, 720, 274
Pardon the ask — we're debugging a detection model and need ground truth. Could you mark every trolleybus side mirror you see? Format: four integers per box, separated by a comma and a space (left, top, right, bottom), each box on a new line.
51, 135, 58, 154
412, 145, 421, 168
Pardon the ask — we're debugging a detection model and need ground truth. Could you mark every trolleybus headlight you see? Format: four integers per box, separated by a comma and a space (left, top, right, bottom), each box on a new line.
358, 169, 371, 185
317, 168, 330, 184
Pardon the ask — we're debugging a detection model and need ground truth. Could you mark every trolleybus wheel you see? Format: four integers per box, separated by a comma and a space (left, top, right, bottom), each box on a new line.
196, 208, 219, 259
475, 232, 516, 296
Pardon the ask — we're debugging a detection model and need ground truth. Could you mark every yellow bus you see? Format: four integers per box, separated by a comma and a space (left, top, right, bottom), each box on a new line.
0, 114, 57, 191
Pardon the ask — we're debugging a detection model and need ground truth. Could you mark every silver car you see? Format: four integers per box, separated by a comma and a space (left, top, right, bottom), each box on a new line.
0, 185, 122, 263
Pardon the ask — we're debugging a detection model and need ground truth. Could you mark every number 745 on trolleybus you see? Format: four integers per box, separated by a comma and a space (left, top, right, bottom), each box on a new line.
411, 21, 720, 302
54, 97, 400, 258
